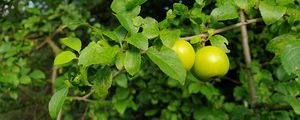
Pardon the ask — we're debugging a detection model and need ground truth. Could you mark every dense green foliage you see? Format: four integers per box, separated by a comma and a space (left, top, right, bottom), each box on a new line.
1, 0, 300, 119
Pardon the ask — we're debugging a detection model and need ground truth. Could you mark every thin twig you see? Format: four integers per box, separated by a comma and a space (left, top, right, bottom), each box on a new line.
179, 18, 262, 40
214, 18, 262, 34
223, 76, 241, 84
56, 110, 62, 120
112, 68, 125, 78
180, 34, 207, 41
35, 40, 48, 49
35, 26, 62, 50
239, 10, 258, 105
80, 106, 89, 120
71, 90, 95, 102
50, 66, 58, 94
71, 97, 92, 102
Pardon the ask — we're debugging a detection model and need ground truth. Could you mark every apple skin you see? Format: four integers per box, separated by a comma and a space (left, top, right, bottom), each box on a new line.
193, 46, 230, 79
172, 40, 195, 71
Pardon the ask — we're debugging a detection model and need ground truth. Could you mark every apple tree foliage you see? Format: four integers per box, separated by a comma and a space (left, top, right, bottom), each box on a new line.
1, 0, 300, 119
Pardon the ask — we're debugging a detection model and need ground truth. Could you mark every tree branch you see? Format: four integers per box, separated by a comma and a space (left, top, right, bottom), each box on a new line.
179, 18, 262, 40
43, 27, 62, 94
239, 10, 258, 106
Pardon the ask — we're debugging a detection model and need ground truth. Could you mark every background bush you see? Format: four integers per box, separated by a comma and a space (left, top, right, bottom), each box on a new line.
1, 0, 300, 119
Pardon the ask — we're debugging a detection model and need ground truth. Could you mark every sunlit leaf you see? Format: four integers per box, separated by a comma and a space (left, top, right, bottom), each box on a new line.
173, 3, 189, 16
60, 37, 82, 53
288, 98, 300, 115
124, 49, 141, 76
259, 1, 286, 25
49, 87, 69, 119
160, 29, 181, 48
209, 35, 230, 53
54, 51, 77, 66
281, 41, 300, 76
125, 33, 148, 50
29, 69, 46, 79
142, 17, 159, 39
91, 67, 113, 97
114, 73, 128, 88
266, 34, 298, 60
112, 88, 131, 115
146, 47, 186, 85
211, 3, 238, 21
78, 42, 118, 66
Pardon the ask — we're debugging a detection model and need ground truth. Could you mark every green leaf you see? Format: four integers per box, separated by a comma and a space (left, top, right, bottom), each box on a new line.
110, 0, 147, 13
194, 107, 228, 120
146, 47, 186, 85
266, 34, 298, 60
190, 36, 203, 44
29, 70, 45, 79
259, 1, 287, 25
91, 67, 113, 97
0, 74, 19, 87
125, 33, 148, 50
112, 88, 131, 115
20, 76, 32, 84
48, 87, 69, 119
9, 91, 18, 100
211, 3, 238, 21
160, 29, 181, 48
288, 98, 300, 114
234, 0, 256, 11
281, 41, 300, 76
200, 84, 220, 100
60, 37, 82, 53
167, 77, 180, 87
78, 42, 118, 66
114, 26, 127, 42
173, 3, 189, 16
54, 51, 77, 66
115, 52, 125, 70
142, 17, 159, 39
167, 100, 180, 112
145, 109, 159, 116
102, 30, 119, 42
277, 0, 294, 5
234, 0, 248, 9
188, 83, 202, 94
195, 0, 204, 6
273, 81, 300, 97
125, 0, 147, 11
209, 35, 230, 53
115, 8, 141, 35
114, 73, 128, 88
22, 16, 40, 29
234, 86, 247, 101
26, 8, 41, 15
131, 17, 143, 29
124, 49, 141, 76
61, 21, 89, 30
276, 65, 295, 81
166, 9, 176, 20
111, 0, 126, 13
